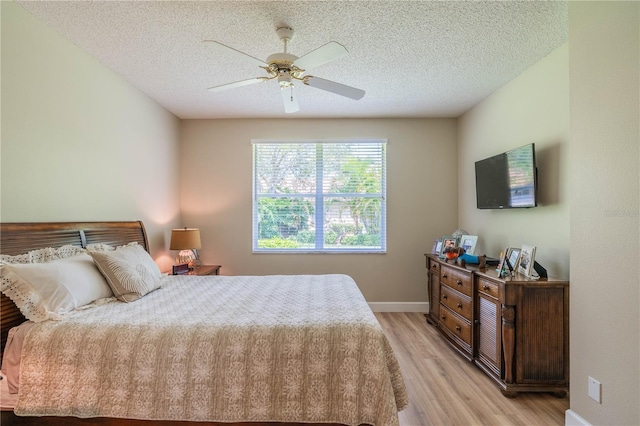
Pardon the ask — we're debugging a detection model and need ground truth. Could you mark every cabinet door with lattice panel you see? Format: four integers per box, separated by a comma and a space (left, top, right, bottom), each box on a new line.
476, 277, 502, 380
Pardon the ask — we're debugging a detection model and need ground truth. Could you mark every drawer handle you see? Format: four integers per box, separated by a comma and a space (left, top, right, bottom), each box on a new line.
483, 285, 490, 290
432, 265, 437, 269
441, 315, 446, 320
443, 295, 448, 300
457, 303, 462, 309
455, 326, 461, 332
456, 280, 462, 286
443, 274, 448, 279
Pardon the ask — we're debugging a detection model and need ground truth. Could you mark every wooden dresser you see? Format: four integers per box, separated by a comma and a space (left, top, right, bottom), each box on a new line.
425, 254, 569, 398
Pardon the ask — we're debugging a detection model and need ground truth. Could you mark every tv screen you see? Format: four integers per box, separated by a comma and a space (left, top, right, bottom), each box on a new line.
475, 143, 537, 209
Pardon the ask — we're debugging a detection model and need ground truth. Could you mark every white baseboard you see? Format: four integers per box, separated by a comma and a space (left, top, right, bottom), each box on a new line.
565, 410, 591, 426
368, 302, 429, 312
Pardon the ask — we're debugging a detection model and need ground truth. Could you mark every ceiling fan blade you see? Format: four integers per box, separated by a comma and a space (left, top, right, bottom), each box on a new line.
203, 40, 267, 67
304, 77, 365, 100
207, 77, 266, 92
293, 41, 348, 71
280, 85, 299, 113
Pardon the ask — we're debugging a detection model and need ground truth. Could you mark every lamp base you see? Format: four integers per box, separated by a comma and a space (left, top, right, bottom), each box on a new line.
176, 250, 197, 270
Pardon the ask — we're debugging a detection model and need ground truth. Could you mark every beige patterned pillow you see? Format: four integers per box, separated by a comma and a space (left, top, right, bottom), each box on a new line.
89, 242, 161, 302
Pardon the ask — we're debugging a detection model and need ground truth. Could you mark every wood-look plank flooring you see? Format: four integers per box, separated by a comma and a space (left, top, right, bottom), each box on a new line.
375, 312, 569, 426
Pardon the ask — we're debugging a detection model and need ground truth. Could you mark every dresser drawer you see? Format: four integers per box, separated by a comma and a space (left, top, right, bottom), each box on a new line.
477, 277, 499, 300
439, 305, 472, 346
440, 265, 473, 297
428, 258, 441, 275
440, 285, 472, 320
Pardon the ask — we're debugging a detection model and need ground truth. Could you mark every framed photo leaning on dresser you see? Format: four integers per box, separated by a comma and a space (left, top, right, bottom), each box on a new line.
432, 239, 443, 255
500, 247, 521, 277
518, 245, 536, 277
459, 235, 478, 255
496, 250, 507, 273
439, 236, 458, 257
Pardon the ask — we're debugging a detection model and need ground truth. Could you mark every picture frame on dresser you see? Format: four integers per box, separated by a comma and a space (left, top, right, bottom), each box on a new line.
432, 239, 443, 255
517, 244, 536, 277
495, 249, 507, 273
439, 236, 458, 257
459, 235, 478, 255
501, 247, 521, 277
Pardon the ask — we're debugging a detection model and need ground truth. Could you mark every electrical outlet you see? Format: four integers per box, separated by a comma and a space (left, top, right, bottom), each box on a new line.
588, 376, 602, 403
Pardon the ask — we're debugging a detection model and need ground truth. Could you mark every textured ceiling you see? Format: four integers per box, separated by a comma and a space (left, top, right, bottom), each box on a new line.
16, 1, 568, 119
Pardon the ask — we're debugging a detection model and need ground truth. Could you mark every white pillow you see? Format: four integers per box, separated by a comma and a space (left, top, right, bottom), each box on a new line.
0, 244, 86, 265
88, 242, 161, 302
0, 253, 114, 322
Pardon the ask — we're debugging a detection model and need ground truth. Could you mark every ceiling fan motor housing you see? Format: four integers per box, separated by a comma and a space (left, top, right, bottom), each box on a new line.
266, 52, 298, 68
266, 52, 303, 86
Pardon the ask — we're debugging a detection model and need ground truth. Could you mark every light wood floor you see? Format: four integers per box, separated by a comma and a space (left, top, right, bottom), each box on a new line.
375, 312, 569, 426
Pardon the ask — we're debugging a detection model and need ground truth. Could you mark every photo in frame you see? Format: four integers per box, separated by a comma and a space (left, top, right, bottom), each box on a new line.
496, 249, 507, 273
439, 236, 458, 257
459, 235, 478, 255
499, 247, 521, 277
518, 244, 537, 277
432, 239, 443, 255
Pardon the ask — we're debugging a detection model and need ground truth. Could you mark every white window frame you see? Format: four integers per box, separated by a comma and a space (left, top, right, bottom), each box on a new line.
252, 139, 387, 254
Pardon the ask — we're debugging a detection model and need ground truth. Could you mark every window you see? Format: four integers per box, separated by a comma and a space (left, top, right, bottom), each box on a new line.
253, 140, 386, 253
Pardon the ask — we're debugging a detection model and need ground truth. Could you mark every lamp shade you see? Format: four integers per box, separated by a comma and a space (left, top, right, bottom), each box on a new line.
170, 228, 202, 250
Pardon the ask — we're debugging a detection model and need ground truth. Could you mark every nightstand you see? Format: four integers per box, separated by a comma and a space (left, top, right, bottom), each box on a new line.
188, 265, 221, 276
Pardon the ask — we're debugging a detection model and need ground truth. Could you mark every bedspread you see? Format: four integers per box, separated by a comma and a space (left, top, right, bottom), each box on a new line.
14, 274, 407, 425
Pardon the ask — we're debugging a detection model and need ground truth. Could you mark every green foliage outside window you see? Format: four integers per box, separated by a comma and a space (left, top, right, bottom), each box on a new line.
257, 198, 313, 240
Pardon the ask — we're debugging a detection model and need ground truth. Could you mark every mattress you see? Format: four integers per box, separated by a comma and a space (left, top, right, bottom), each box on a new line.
12, 274, 407, 425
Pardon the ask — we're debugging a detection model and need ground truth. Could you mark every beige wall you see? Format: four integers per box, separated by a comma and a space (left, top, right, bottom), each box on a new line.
179, 118, 458, 302
568, 2, 639, 425
1, 1, 182, 271
458, 43, 570, 279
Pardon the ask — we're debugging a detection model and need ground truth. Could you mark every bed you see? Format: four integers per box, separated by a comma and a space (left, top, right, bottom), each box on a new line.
0, 221, 407, 426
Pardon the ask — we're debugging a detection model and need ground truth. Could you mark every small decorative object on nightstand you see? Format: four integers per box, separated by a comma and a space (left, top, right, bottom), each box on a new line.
188, 265, 221, 276
172, 263, 190, 275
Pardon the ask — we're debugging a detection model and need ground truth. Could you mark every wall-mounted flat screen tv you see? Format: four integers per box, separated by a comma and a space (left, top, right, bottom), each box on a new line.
475, 143, 537, 209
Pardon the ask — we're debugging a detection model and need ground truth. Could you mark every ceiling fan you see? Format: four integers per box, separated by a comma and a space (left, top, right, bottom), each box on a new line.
204, 27, 365, 113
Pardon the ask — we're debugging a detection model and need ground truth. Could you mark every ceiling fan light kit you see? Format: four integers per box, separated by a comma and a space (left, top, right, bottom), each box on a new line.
205, 26, 365, 113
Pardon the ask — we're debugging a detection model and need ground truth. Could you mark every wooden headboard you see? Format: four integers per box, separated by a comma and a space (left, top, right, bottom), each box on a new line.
0, 221, 149, 359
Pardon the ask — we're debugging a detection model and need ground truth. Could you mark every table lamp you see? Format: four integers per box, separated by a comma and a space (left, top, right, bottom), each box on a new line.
170, 227, 201, 269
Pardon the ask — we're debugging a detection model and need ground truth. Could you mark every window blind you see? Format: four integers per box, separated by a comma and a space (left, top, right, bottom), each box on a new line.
252, 140, 386, 253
